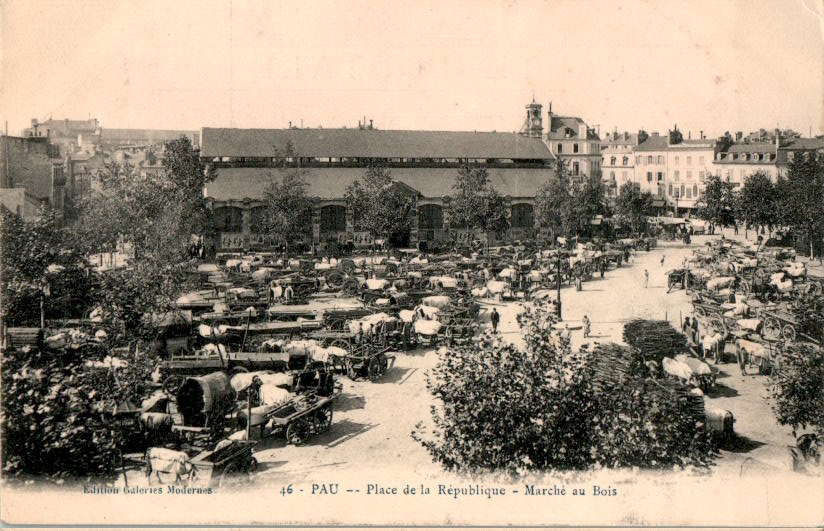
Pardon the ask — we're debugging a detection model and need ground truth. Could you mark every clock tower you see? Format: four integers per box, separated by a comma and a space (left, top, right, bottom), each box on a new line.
523, 99, 543, 139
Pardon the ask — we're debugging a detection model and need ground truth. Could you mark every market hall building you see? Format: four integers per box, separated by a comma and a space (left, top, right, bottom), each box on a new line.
200, 124, 556, 251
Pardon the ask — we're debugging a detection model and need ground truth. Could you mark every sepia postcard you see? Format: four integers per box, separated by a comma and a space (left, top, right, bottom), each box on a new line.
1, 0, 823, 527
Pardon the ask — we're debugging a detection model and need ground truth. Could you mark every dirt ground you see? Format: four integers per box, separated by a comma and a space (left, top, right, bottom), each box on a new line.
97, 234, 824, 525
238, 233, 802, 486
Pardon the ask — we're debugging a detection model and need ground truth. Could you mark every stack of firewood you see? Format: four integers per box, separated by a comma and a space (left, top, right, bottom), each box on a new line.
623, 319, 688, 365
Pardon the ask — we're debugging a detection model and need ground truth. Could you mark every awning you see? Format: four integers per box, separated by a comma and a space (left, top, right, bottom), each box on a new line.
651, 198, 666, 207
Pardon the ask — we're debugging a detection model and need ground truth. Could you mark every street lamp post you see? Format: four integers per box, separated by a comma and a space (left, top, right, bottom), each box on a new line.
556, 252, 562, 321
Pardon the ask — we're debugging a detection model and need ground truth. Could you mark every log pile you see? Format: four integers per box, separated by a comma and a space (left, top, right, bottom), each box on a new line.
623, 319, 688, 364
590, 343, 634, 393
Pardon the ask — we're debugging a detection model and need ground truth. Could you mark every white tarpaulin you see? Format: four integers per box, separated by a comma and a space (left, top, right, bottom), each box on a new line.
414, 319, 442, 336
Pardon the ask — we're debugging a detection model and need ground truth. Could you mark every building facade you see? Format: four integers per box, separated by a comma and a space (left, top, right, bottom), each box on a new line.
0, 135, 66, 218
632, 129, 716, 214
25, 118, 102, 156
544, 103, 601, 182
601, 130, 646, 200
201, 121, 556, 251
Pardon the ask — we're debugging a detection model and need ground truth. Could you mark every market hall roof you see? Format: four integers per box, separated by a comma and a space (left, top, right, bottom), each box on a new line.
200, 128, 555, 161
205, 166, 554, 201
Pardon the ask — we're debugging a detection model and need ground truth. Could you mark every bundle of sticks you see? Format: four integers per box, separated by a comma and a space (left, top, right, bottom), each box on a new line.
623, 319, 688, 365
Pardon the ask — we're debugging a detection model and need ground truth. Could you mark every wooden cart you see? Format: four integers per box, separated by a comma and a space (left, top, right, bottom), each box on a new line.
256, 392, 339, 445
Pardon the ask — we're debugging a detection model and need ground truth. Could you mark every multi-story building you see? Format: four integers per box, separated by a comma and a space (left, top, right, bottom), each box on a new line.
25, 118, 102, 156
202, 106, 556, 251
713, 135, 779, 186
713, 130, 824, 186
632, 128, 716, 215
776, 137, 824, 177
664, 136, 716, 212
543, 103, 601, 182
600, 130, 646, 200
632, 132, 668, 197
0, 135, 66, 219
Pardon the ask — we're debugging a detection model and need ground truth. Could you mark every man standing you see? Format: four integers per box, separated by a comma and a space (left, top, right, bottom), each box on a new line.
490, 308, 500, 333
644, 269, 649, 288
582, 314, 591, 338
660, 255, 665, 268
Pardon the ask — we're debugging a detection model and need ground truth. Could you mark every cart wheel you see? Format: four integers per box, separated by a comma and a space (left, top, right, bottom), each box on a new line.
764, 317, 781, 339
286, 418, 311, 445
330, 338, 349, 351
345, 359, 358, 380
230, 365, 249, 375
367, 356, 382, 381
297, 283, 312, 299
326, 271, 345, 288
378, 353, 388, 376
313, 406, 333, 433
217, 462, 241, 489
695, 306, 706, 318
781, 324, 796, 342
245, 457, 258, 474
162, 375, 183, 396
342, 279, 359, 295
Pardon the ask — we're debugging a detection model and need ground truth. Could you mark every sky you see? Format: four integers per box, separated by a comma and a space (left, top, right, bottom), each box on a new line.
2, 0, 823, 139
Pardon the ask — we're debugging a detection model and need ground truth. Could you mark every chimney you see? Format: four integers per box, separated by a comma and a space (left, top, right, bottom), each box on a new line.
775, 128, 780, 159
369, 119, 373, 129
700, 130, 704, 139
688, 131, 691, 140
735, 131, 743, 142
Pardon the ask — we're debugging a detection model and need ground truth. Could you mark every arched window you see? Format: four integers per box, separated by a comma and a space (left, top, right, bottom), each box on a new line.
610, 156, 616, 165
623, 156, 629, 165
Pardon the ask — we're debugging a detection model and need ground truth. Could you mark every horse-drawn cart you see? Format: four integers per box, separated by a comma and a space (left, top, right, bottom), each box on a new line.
242, 391, 339, 445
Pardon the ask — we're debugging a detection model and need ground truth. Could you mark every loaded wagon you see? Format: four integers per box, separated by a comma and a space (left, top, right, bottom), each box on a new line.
240, 391, 339, 445
145, 441, 257, 488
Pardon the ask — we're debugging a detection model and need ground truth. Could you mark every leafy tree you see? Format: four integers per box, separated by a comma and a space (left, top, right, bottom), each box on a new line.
739, 171, 777, 238
779, 152, 824, 258
0, 207, 92, 327
344, 164, 413, 249
414, 304, 714, 474
263, 172, 314, 257
162, 136, 214, 234
535, 160, 572, 242
445, 166, 510, 252
769, 343, 824, 438
1, 343, 155, 479
75, 149, 208, 342
615, 181, 654, 236
566, 173, 608, 237
695, 174, 738, 232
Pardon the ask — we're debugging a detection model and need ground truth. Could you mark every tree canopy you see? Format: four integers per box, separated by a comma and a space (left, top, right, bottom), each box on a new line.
445, 165, 510, 250
779, 152, 824, 258
739, 170, 777, 235
695, 174, 738, 230
615, 181, 654, 236
344, 164, 413, 248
